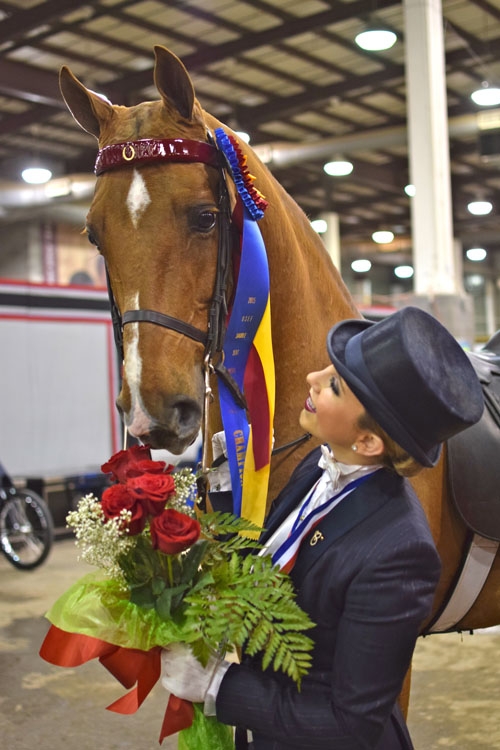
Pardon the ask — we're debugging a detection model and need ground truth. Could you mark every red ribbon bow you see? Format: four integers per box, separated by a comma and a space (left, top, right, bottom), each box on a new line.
40, 625, 193, 743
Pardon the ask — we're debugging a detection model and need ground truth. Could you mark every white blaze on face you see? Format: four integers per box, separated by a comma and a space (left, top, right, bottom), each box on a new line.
124, 291, 153, 436
126, 169, 151, 228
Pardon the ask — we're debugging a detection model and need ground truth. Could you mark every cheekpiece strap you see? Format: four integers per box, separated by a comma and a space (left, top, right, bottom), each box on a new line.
94, 138, 219, 175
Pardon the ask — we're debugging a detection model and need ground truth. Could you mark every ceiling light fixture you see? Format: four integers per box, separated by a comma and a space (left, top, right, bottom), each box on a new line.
404, 184, 416, 197
235, 130, 251, 144
310, 219, 327, 234
467, 200, 493, 215
372, 230, 394, 244
22, 167, 52, 184
324, 158, 353, 176
466, 274, 484, 288
466, 247, 487, 261
394, 265, 414, 279
471, 82, 500, 107
351, 259, 372, 273
355, 27, 397, 51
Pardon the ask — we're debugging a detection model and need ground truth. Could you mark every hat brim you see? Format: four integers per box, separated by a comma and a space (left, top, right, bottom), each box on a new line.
326, 317, 441, 468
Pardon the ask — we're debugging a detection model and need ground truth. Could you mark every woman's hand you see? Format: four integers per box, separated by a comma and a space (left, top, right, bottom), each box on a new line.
161, 643, 220, 703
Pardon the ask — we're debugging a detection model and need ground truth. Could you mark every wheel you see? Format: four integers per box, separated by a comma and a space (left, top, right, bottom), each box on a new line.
0, 489, 54, 569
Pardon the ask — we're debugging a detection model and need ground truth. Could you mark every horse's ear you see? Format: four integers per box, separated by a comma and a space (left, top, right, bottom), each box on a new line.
153, 46, 196, 121
59, 66, 112, 139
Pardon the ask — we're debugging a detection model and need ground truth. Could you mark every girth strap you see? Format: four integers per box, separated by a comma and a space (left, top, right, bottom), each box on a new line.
425, 533, 499, 633
122, 309, 207, 346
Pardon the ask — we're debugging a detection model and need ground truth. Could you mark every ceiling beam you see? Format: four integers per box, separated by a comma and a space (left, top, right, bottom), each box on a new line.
444, 18, 492, 64
234, 67, 404, 127
0, 105, 56, 137
467, 0, 500, 24
1, 16, 499, 137
0, 58, 65, 108
0, 0, 90, 44
176, 0, 400, 76
104, 0, 400, 95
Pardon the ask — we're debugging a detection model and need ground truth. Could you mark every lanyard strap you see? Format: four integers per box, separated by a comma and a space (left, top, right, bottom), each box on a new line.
272, 470, 382, 569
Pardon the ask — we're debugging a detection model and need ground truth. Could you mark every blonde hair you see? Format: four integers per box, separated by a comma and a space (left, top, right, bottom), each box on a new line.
357, 411, 424, 477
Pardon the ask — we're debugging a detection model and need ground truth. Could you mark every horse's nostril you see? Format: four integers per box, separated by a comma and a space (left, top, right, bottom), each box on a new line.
171, 398, 202, 433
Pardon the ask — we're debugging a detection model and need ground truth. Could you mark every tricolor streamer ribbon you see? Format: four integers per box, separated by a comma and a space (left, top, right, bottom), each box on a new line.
215, 129, 274, 531
39, 625, 193, 743
272, 471, 382, 573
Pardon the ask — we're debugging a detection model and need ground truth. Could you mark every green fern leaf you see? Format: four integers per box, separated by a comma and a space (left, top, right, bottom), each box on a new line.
246, 618, 272, 655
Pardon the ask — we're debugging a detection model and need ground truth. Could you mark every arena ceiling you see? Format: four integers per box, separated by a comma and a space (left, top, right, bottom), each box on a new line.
1, 0, 500, 269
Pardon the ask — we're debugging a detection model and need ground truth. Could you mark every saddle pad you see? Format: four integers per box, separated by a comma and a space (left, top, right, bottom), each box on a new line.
447, 349, 500, 541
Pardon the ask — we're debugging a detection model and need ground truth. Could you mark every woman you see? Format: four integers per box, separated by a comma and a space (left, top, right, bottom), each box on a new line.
161, 306, 484, 750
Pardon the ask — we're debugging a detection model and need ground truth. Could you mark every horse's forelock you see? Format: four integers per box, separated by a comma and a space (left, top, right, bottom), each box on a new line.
97, 98, 207, 149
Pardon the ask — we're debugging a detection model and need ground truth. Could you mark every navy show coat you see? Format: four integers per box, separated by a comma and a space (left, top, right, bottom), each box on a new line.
214, 447, 441, 750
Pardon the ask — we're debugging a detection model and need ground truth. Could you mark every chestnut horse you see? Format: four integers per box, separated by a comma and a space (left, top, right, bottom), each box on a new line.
59, 46, 500, 708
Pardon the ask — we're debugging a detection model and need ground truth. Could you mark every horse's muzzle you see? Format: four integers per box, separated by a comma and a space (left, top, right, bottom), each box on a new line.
142, 426, 198, 453
121, 394, 202, 453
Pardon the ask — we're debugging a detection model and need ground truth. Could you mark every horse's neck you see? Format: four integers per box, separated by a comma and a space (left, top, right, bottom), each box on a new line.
260, 184, 358, 494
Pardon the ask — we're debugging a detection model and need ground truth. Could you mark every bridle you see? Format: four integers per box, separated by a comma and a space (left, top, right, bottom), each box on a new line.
96, 134, 311, 480
97, 135, 245, 405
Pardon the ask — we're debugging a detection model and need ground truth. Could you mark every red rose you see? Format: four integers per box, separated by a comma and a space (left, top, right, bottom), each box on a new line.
150, 509, 200, 554
127, 473, 176, 516
101, 484, 146, 535
125, 459, 168, 479
101, 444, 151, 483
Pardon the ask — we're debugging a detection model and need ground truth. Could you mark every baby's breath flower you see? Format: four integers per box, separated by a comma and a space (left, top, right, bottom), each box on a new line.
66, 470, 199, 585
66, 493, 134, 583
168, 469, 198, 515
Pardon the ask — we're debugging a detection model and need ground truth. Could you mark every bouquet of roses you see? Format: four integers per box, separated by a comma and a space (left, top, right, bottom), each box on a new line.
40, 445, 314, 750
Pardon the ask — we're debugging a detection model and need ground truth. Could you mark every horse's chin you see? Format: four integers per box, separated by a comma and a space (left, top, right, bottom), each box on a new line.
141, 426, 199, 454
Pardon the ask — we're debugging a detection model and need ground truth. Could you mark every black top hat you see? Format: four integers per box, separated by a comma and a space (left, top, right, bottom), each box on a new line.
326, 306, 484, 467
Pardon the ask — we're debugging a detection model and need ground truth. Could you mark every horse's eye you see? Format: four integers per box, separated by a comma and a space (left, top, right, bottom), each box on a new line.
86, 229, 99, 248
194, 210, 217, 233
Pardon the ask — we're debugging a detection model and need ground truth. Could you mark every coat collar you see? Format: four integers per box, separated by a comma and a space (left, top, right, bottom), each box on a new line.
260, 448, 324, 544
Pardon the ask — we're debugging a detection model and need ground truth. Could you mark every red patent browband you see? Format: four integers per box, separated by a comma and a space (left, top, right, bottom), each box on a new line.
94, 138, 219, 175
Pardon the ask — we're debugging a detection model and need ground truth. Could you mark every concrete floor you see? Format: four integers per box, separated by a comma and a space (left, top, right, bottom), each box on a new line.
1, 540, 499, 750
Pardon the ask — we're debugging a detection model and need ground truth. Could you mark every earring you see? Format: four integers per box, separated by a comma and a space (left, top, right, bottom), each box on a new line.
351, 444, 357, 452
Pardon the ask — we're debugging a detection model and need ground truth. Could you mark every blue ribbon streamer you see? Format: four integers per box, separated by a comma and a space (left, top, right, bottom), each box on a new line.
214, 127, 270, 517
214, 128, 265, 220
218, 210, 270, 516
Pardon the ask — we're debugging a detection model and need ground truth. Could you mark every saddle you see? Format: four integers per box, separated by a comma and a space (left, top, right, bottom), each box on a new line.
447, 331, 500, 541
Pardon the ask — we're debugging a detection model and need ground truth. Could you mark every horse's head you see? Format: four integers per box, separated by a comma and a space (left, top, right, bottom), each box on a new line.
60, 47, 229, 452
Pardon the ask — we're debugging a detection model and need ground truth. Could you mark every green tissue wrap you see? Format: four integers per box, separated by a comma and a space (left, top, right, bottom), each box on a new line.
45, 572, 194, 650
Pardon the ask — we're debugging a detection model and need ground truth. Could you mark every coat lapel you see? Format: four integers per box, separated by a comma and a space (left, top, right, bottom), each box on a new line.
291, 469, 403, 588
260, 449, 323, 545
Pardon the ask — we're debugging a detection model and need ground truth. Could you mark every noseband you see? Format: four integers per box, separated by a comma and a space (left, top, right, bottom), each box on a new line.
97, 135, 245, 408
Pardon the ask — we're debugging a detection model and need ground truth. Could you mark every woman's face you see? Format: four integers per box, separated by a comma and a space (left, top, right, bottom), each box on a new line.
299, 364, 367, 462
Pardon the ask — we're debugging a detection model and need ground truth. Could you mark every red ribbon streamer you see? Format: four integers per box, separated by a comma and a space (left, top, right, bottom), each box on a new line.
244, 345, 270, 471
40, 625, 193, 743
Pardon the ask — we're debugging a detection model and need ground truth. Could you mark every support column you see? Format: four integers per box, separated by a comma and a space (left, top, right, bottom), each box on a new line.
485, 278, 497, 339
403, 0, 474, 343
319, 211, 341, 271
452, 238, 465, 295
